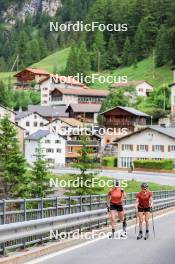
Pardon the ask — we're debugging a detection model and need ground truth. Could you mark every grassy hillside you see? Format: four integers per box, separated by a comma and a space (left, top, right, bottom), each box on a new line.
32, 47, 70, 73
0, 48, 172, 90
90, 57, 172, 90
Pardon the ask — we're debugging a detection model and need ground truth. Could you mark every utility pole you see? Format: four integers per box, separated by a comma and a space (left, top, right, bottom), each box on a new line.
97, 50, 101, 72
152, 48, 155, 79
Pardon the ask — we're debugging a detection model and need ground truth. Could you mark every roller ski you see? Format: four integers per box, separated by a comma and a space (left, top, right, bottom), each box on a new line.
144, 230, 149, 240
137, 231, 143, 240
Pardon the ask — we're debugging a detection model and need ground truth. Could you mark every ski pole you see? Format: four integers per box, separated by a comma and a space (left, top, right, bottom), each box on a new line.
151, 208, 155, 238
135, 209, 138, 234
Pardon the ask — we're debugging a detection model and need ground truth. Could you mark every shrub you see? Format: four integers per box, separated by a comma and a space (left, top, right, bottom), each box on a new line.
102, 157, 118, 167
133, 159, 173, 170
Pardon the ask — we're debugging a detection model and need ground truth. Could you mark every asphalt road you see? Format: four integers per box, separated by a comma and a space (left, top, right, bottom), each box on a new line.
26, 211, 175, 264
52, 168, 175, 186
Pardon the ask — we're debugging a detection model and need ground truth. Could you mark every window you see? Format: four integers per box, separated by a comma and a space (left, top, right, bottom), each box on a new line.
45, 140, 51, 144
122, 144, 133, 151
153, 145, 164, 152
40, 122, 44, 127
55, 140, 61, 144
68, 146, 73, 153
34, 122, 37, 127
137, 145, 148, 151
170, 145, 175, 151
46, 158, 55, 163
43, 87, 48, 91
121, 157, 133, 168
57, 148, 62, 153
34, 115, 37, 119
26, 122, 30, 127
46, 148, 54, 153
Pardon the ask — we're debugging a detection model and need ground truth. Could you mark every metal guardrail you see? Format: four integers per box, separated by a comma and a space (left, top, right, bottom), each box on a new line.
0, 191, 175, 256
0, 190, 175, 225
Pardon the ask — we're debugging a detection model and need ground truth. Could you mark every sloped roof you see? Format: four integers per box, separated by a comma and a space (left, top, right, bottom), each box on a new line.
100, 106, 150, 117
51, 87, 109, 97
0, 104, 15, 114
28, 105, 69, 117
114, 125, 175, 143
14, 68, 49, 77
45, 117, 83, 127
66, 104, 101, 113
112, 80, 153, 88
25, 130, 50, 140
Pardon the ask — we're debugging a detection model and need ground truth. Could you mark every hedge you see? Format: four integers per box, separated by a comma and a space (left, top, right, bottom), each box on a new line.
102, 157, 118, 167
133, 159, 173, 170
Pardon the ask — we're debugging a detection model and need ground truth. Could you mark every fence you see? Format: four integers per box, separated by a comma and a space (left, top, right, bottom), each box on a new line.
0, 190, 175, 255
0, 190, 175, 225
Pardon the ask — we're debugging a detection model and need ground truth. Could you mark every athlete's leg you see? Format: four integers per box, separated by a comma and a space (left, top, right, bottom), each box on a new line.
145, 212, 150, 231
118, 210, 127, 232
138, 212, 144, 232
110, 210, 116, 230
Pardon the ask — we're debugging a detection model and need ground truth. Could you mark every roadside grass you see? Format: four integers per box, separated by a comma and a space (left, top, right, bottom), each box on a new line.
50, 174, 174, 195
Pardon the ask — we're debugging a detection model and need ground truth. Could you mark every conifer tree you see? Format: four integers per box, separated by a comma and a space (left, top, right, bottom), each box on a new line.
30, 145, 53, 198
107, 34, 120, 69
0, 115, 28, 198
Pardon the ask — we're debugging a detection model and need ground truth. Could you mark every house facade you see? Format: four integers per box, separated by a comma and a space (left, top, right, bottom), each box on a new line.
39, 74, 108, 106
0, 104, 15, 122
25, 130, 65, 166
101, 106, 150, 145
14, 68, 49, 90
65, 133, 101, 163
15, 111, 49, 137
115, 126, 175, 168
66, 104, 101, 124
113, 80, 153, 97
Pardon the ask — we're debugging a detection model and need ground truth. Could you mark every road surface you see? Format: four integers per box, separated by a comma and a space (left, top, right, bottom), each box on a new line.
26, 210, 175, 264
52, 168, 175, 186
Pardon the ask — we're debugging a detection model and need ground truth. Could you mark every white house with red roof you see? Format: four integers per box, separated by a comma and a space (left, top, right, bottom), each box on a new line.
113, 80, 153, 97
39, 74, 108, 106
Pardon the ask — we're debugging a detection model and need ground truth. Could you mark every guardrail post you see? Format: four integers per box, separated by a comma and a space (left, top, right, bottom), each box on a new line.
2, 199, 5, 225
56, 197, 58, 216
20, 199, 27, 250
0, 200, 7, 256
68, 197, 71, 214
38, 198, 44, 244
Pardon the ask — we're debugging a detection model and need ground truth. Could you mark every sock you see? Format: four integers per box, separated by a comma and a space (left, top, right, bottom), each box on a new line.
139, 229, 143, 233
123, 219, 127, 231
112, 228, 115, 233
146, 229, 149, 233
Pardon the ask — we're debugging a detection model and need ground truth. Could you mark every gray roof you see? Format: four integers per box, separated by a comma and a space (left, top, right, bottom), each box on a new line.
114, 125, 175, 143
15, 111, 32, 120
28, 105, 69, 117
100, 106, 150, 117
25, 130, 50, 140
149, 125, 175, 139
67, 104, 101, 113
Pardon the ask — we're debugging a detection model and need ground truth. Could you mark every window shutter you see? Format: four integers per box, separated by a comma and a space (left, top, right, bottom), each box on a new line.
168, 145, 171, 152
137, 145, 139, 151
152, 145, 154, 152
146, 145, 148, 152
122, 144, 124, 151
162, 145, 164, 152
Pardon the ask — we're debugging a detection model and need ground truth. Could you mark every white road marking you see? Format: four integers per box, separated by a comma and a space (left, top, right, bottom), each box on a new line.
25, 209, 175, 264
